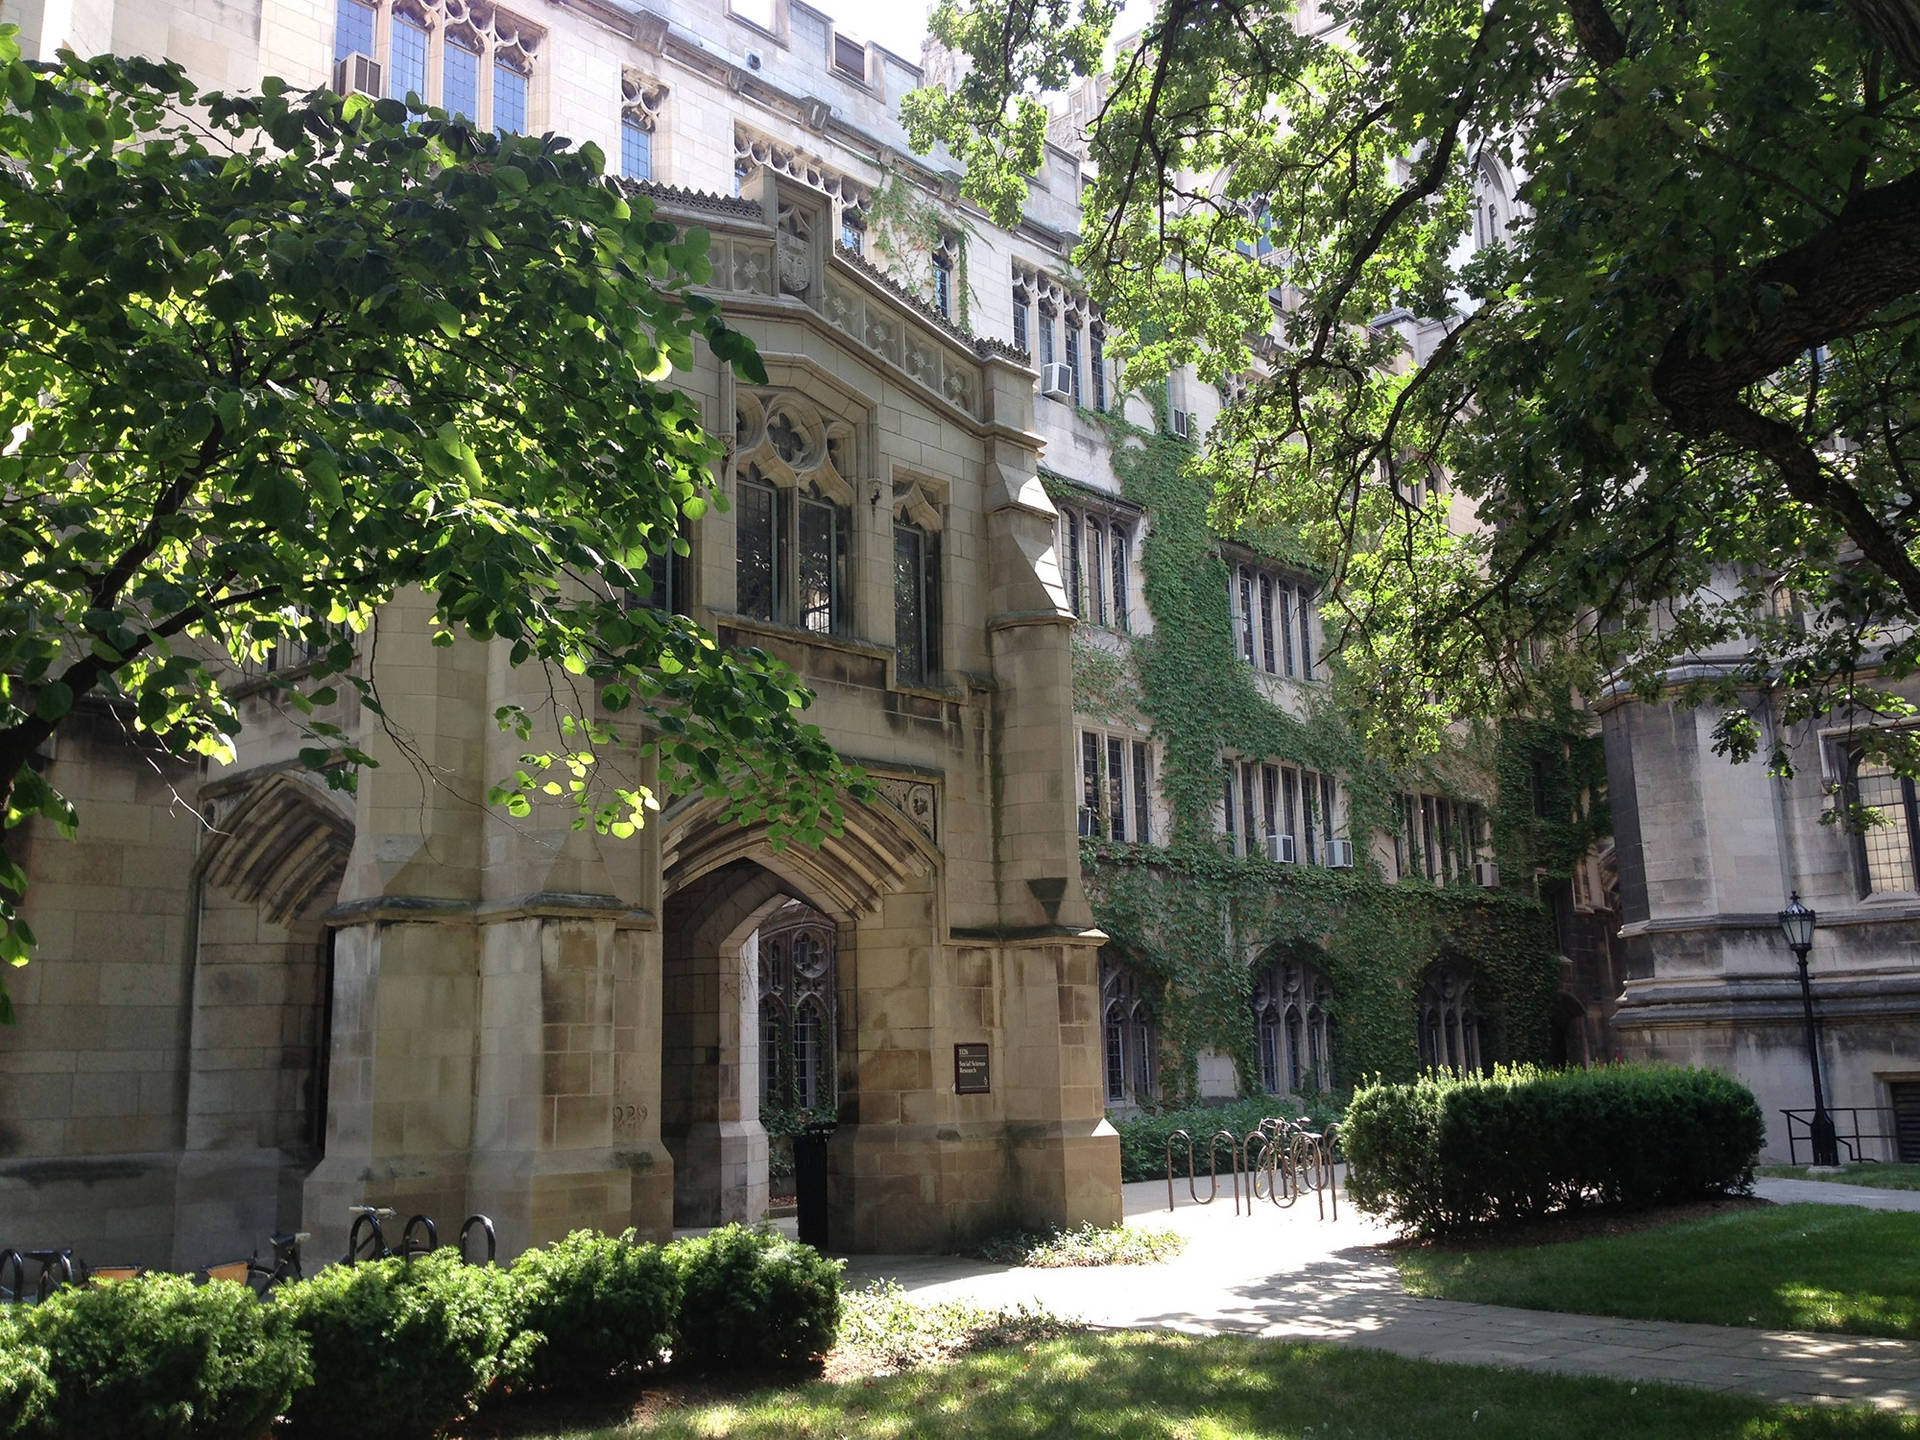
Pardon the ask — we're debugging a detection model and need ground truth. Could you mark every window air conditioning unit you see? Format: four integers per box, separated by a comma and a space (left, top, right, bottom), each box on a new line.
1169, 408, 1193, 439
1325, 839, 1355, 869
1040, 363, 1074, 399
334, 52, 383, 98
1264, 832, 1296, 864
1077, 806, 1097, 838
1474, 861, 1501, 889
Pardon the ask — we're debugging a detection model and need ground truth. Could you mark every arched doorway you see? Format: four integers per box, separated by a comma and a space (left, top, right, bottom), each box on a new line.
1549, 992, 1591, 1067
179, 772, 351, 1266
659, 859, 849, 1228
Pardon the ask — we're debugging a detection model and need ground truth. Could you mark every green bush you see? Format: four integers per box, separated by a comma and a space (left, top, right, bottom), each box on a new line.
13, 1272, 308, 1440
0, 1311, 54, 1440
667, 1224, 842, 1370
274, 1250, 524, 1440
1113, 1095, 1346, 1183
506, 1229, 680, 1392
1343, 1063, 1764, 1236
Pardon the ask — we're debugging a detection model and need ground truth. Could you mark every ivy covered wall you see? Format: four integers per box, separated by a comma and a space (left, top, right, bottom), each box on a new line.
1069, 418, 1605, 1099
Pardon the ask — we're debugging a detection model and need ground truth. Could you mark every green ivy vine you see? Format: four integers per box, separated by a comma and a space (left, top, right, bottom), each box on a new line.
1073, 414, 1598, 1099
866, 171, 974, 331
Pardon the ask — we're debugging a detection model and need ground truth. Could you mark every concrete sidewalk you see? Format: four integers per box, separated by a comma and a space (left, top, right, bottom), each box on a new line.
837, 1177, 1920, 1412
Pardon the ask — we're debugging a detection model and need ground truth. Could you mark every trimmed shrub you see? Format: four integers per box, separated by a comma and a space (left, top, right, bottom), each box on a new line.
14, 1271, 308, 1440
1344, 1063, 1764, 1236
506, 1229, 680, 1392
667, 1224, 841, 1370
274, 1250, 524, 1440
1114, 1095, 1346, 1183
0, 1312, 54, 1440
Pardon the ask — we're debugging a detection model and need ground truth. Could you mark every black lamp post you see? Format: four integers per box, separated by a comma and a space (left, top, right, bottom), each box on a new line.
1778, 892, 1839, 1166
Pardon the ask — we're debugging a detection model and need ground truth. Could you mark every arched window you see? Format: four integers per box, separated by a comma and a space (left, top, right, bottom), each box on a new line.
1848, 750, 1920, 894
732, 394, 855, 635
793, 998, 826, 1109
1099, 954, 1157, 1106
1088, 519, 1108, 626
754, 903, 837, 1114
1063, 509, 1083, 618
1473, 157, 1512, 251
759, 994, 789, 1108
1417, 959, 1485, 1074
1250, 956, 1334, 1094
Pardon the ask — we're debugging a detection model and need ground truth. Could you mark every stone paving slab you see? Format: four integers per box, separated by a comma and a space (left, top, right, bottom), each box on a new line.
835, 1177, 1920, 1412
1755, 1177, 1920, 1211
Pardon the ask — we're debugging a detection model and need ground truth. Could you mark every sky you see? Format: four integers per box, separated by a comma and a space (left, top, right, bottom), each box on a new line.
822, 0, 1156, 66
819, 0, 935, 60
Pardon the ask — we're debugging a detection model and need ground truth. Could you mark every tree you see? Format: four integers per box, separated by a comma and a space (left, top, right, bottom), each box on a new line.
0, 32, 855, 1018
906, 0, 1920, 772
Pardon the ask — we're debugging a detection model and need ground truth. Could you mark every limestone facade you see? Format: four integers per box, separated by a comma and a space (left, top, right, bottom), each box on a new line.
1604, 678, 1920, 1164
0, 0, 1129, 1262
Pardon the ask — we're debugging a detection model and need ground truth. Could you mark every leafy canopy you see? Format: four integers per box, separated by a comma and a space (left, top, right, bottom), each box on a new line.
907, 0, 1920, 774
0, 30, 854, 1016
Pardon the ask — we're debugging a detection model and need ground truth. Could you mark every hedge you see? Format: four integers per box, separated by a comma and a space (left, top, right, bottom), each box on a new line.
275, 1249, 523, 1440
506, 1228, 680, 1391
1, 1225, 840, 1439
1342, 1063, 1764, 1236
1112, 1095, 1347, 1183
7, 1271, 308, 1440
667, 1224, 843, 1370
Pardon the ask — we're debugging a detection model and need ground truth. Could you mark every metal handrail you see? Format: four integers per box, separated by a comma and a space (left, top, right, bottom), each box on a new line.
1781, 1106, 1906, 1165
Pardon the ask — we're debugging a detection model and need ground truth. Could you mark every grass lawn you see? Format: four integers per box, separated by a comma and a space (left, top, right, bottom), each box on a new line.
1398, 1203, 1920, 1338
1760, 1163, 1920, 1191
518, 1332, 1919, 1439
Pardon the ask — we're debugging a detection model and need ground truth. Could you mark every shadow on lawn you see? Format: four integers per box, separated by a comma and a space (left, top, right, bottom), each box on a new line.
522, 1333, 1920, 1440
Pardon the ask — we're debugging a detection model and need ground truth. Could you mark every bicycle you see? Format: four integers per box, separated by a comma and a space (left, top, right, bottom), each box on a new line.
0, 1248, 75, 1303
343, 1207, 443, 1265
200, 1231, 308, 1297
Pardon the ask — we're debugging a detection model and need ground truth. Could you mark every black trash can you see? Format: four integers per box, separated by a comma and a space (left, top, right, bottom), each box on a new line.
792, 1122, 833, 1251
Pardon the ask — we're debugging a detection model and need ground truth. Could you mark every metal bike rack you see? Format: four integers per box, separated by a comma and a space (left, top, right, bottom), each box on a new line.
1165, 1115, 1340, 1221
458, 1214, 497, 1265
398, 1214, 438, 1265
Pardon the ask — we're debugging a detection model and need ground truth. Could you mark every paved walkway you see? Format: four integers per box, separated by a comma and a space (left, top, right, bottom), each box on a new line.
837, 1177, 1920, 1412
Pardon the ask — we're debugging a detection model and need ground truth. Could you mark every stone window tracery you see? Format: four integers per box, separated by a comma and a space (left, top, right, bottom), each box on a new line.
758, 903, 836, 1112
332, 0, 541, 131
732, 125, 872, 249
621, 70, 664, 180
733, 392, 855, 635
1100, 954, 1157, 1106
1015, 263, 1105, 410
1251, 957, 1334, 1095
1417, 959, 1484, 1075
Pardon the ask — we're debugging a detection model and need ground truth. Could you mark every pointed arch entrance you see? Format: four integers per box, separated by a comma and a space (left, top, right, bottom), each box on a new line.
658, 858, 852, 1226
177, 771, 352, 1264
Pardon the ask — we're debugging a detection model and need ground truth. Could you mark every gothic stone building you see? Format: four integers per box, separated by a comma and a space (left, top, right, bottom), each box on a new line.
0, 0, 1134, 1265
0, 0, 1643, 1268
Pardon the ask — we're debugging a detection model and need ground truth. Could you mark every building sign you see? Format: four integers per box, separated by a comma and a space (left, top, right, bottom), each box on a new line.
954, 1043, 990, 1094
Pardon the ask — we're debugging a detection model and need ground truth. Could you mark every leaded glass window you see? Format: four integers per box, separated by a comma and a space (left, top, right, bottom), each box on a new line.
389, 13, 428, 99
736, 470, 778, 623
443, 32, 480, 121
894, 522, 937, 686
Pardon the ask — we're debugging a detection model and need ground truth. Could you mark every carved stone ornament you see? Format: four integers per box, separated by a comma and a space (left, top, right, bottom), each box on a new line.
778, 231, 811, 295
872, 777, 938, 845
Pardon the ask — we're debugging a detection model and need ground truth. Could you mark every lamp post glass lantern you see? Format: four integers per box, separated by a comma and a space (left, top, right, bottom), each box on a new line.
1777, 892, 1839, 1166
